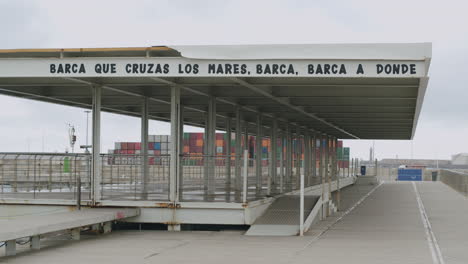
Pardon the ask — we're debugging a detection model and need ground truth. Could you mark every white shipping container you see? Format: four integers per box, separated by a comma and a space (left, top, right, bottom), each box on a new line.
161, 142, 169, 150
149, 135, 156, 142
155, 135, 161, 141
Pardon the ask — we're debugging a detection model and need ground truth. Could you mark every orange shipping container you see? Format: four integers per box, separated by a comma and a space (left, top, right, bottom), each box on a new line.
196, 139, 203, 147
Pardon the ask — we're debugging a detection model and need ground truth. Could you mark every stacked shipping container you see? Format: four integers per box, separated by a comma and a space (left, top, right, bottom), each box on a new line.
108, 133, 351, 168
336, 141, 350, 168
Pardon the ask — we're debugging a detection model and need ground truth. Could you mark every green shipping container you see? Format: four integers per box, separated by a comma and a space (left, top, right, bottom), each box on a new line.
343, 147, 350, 161
63, 157, 71, 173
337, 148, 343, 160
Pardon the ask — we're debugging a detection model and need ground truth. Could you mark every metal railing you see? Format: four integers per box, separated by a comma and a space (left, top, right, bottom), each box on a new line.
0, 152, 346, 203
100, 154, 170, 201
0, 153, 91, 201
180, 153, 268, 202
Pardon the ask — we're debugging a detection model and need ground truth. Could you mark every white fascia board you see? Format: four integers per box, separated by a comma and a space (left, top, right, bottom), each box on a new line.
169, 43, 432, 61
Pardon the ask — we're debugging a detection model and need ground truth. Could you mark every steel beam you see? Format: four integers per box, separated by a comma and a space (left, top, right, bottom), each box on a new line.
228, 77, 358, 139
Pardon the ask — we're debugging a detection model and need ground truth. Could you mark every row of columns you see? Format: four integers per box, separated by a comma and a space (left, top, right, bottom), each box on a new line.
89, 85, 344, 206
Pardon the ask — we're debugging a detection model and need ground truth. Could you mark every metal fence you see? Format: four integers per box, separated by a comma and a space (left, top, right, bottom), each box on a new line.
0, 151, 347, 203
100, 154, 170, 201
0, 153, 91, 200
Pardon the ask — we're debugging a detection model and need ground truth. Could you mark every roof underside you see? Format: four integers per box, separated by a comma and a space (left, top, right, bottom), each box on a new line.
0, 44, 431, 139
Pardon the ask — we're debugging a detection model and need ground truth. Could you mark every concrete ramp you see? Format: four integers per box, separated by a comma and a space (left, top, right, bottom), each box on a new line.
245, 195, 321, 236
0, 207, 139, 256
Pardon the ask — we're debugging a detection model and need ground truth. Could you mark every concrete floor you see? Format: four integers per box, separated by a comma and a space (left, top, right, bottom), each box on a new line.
1, 181, 466, 264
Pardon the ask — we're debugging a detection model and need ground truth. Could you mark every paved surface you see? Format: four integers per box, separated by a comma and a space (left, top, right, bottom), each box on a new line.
245, 195, 320, 236
1, 181, 466, 263
0, 208, 139, 242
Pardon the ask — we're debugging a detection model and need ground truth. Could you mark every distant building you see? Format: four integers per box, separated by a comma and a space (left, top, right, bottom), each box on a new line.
451, 153, 468, 165
378, 158, 450, 168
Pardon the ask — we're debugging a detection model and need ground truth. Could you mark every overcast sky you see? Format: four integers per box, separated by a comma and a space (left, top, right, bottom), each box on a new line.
1, 0, 468, 160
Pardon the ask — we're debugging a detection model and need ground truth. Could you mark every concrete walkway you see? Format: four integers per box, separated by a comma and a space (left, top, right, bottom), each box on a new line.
1, 181, 466, 264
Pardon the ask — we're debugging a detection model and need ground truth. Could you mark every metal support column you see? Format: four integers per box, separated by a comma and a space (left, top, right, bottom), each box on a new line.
244, 122, 249, 152
91, 85, 102, 203
169, 85, 181, 202
324, 134, 330, 216
304, 130, 310, 187
207, 97, 216, 201
285, 123, 292, 191
255, 114, 262, 195
178, 107, 184, 201
320, 134, 326, 219
312, 132, 317, 183
279, 130, 284, 193
334, 137, 340, 211
141, 97, 149, 200
234, 107, 242, 201
270, 119, 278, 193
225, 116, 232, 201
295, 125, 302, 190
203, 114, 209, 199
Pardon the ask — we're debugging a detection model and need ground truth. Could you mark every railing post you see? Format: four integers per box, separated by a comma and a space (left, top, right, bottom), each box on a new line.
48, 156, 53, 192
77, 176, 81, 210
243, 149, 248, 203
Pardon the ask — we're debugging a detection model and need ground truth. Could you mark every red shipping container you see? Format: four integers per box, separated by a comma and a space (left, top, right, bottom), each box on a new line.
337, 141, 343, 148
135, 143, 141, 150
148, 142, 154, 149
154, 150, 161, 155
128, 143, 136, 150
121, 143, 128, 150
127, 150, 135, 154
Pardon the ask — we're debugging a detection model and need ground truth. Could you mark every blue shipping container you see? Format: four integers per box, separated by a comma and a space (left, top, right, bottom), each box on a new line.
398, 169, 422, 181
154, 142, 161, 150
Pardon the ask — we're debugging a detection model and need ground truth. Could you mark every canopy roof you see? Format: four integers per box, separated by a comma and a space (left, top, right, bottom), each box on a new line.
0, 43, 431, 139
